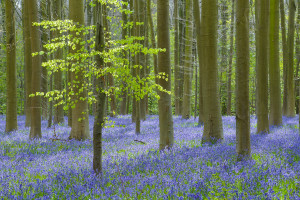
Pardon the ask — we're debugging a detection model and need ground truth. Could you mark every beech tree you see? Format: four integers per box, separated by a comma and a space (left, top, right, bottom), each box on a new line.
182, 0, 193, 119
5, 0, 17, 133
93, 0, 105, 174
28, 0, 42, 139
53, 0, 64, 124
68, 0, 90, 140
269, 0, 282, 125
157, 0, 174, 150
286, 0, 297, 117
23, 0, 32, 127
201, 0, 223, 143
236, 0, 251, 159
256, 0, 269, 133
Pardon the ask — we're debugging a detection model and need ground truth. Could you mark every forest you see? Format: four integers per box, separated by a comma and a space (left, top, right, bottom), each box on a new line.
0, 0, 300, 199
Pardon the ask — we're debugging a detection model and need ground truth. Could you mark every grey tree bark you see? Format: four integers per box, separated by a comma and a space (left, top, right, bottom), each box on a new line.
157, 0, 174, 150
182, 0, 193, 119
256, 0, 270, 133
201, 0, 223, 143
68, 0, 90, 140
236, 0, 251, 159
5, 0, 17, 133
29, 0, 42, 139
93, 1, 106, 174
269, 0, 282, 125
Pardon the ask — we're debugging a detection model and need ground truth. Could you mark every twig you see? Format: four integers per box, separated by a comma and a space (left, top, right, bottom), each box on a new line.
134, 139, 146, 145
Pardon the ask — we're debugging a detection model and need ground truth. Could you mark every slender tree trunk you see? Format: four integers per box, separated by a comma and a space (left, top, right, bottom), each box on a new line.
24, 0, 32, 127
182, 0, 193, 119
174, 0, 180, 115
193, 0, 204, 124
256, 0, 270, 133
201, 0, 223, 143
280, 0, 288, 115
120, 0, 128, 115
134, 0, 141, 134
29, 0, 42, 139
5, 0, 17, 133
220, 0, 228, 115
236, 0, 251, 160
69, 0, 90, 140
147, 0, 158, 85
157, 0, 174, 150
139, 0, 146, 121
93, 1, 105, 174
286, 0, 296, 117
227, 0, 235, 116
40, 0, 48, 120
48, 74, 53, 128
179, 0, 186, 115
269, 0, 282, 125
52, 0, 64, 124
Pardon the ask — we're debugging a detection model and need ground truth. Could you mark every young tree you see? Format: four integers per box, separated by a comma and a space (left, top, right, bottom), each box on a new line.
256, 0, 270, 133
269, 0, 282, 125
286, 0, 297, 117
236, 0, 251, 159
120, 0, 128, 115
68, 0, 90, 140
29, 0, 42, 139
139, 0, 146, 121
182, 0, 193, 119
5, 0, 17, 133
201, 0, 223, 143
157, 0, 174, 150
93, 1, 105, 174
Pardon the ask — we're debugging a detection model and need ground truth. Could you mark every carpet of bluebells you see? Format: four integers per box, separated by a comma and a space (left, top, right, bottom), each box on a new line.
0, 115, 300, 200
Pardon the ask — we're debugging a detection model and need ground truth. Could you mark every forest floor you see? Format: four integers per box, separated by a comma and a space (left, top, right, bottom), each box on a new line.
0, 115, 300, 199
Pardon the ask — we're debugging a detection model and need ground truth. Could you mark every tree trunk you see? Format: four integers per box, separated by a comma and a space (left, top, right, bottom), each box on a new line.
236, 0, 251, 160
53, 0, 64, 124
286, 0, 296, 117
5, 0, 17, 133
40, 0, 48, 120
201, 0, 223, 143
69, 0, 90, 140
227, 0, 235, 116
178, 0, 185, 116
182, 0, 193, 119
134, 0, 141, 134
269, 0, 282, 125
28, 0, 42, 139
256, 0, 270, 133
280, 0, 288, 116
120, 0, 128, 115
220, 0, 228, 115
93, 1, 106, 175
157, 0, 174, 150
24, 0, 32, 127
174, 0, 180, 115
139, 0, 146, 121
147, 0, 158, 86
193, 0, 204, 124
